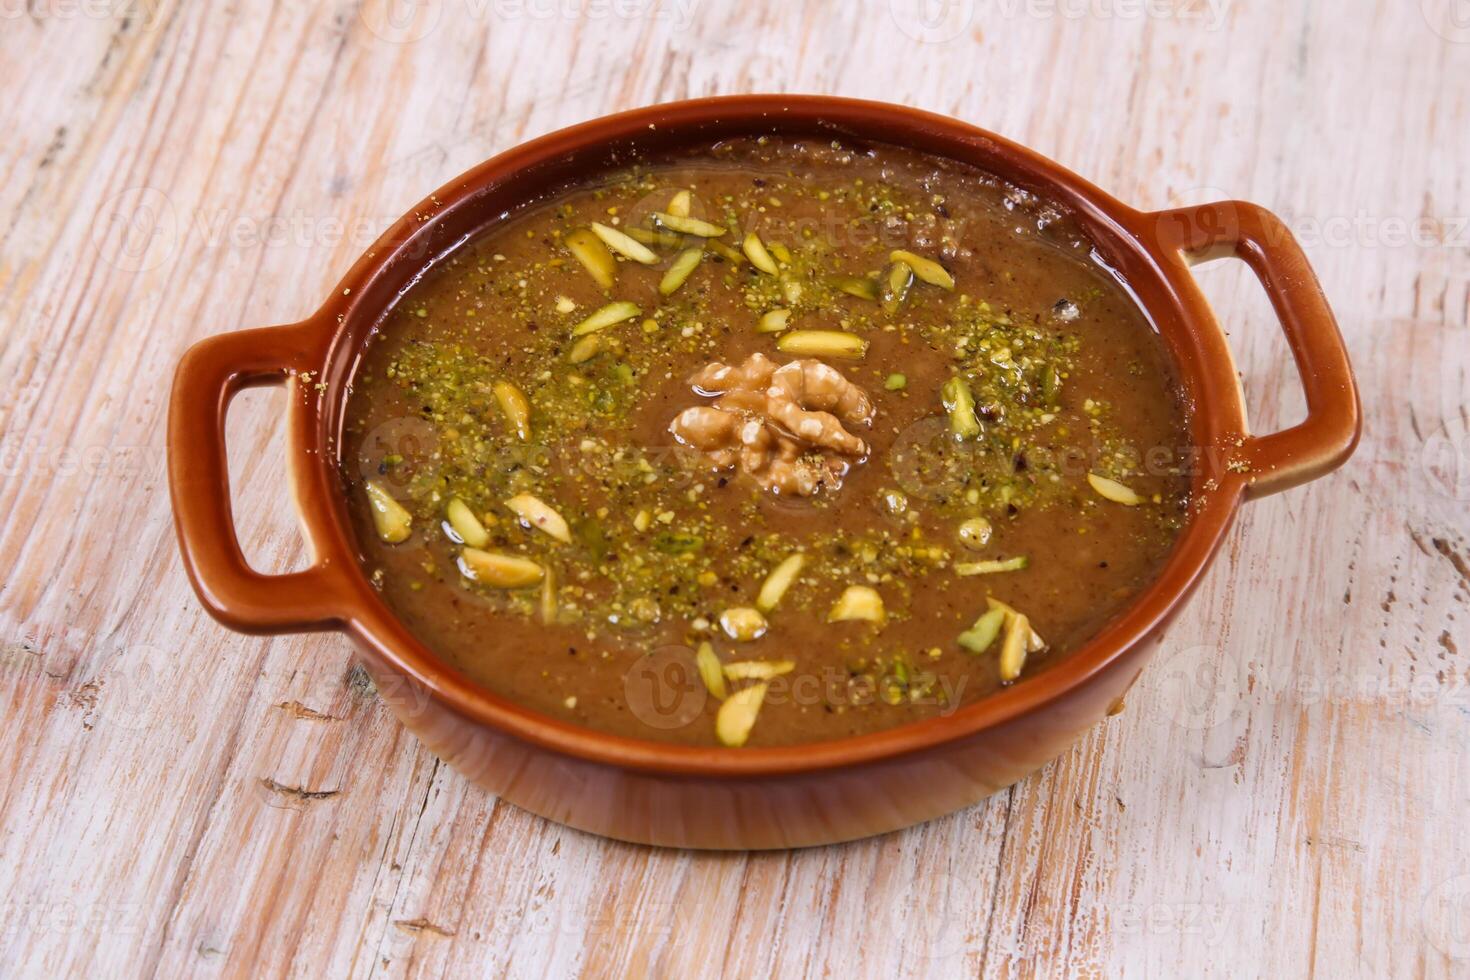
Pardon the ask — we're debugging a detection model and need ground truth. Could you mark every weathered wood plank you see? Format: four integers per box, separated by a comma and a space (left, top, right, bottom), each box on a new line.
0, 0, 1465, 976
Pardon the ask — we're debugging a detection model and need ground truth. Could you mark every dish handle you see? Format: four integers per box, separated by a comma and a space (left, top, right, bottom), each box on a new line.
1148, 200, 1361, 499
168, 323, 347, 634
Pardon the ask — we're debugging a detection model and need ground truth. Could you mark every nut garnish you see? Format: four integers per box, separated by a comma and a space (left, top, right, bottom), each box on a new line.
696, 641, 727, 700
504, 493, 572, 544
670, 352, 874, 496
954, 556, 1028, 576
715, 680, 768, 747
492, 380, 532, 441
890, 249, 955, 290
445, 497, 489, 548
757, 309, 791, 333
957, 607, 1006, 654
998, 612, 1031, 681
659, 247, 704, 295
882, 260, 914, 314
589, 221, 657, 264
957, 517, 992, 550
366, 481, 412, 543
987, 597, 1046, 652
775, 329, 868, 360
567, 333, 604, 364
706, 238, 745, 265
626, 226, 682, 249
1088, 472, 1143, 505
941, 376, 981, 439
831, 274, 879, 301
828, 585, 886, 624
742, 232, 778, 274
756, 553, 806, 612
540, 565, 558, 624
653, 212, 728, 237
458, 548, 544, 588
723, 660, 796, 680
564, 227, 617, 289
572, 300, 641, 337
776, 329, 864, 359
719, 606, 769, 642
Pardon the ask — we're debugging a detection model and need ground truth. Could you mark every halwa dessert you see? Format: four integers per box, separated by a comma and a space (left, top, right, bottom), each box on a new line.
341, 137, 1190, 747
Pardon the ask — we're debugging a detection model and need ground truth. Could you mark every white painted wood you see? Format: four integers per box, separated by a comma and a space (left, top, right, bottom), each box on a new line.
0, 0, 1465, 975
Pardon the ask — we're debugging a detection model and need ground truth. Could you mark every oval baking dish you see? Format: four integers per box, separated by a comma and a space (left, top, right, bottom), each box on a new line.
168, 96, 1359, 849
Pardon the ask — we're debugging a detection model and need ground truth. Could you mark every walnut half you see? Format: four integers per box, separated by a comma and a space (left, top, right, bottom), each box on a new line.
669, 352, 875, 496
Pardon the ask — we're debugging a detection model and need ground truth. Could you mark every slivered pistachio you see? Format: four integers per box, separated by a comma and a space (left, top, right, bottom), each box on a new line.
654, 211, 728, 237
882, 260, 914, 314
571, 300, 641, 337
659, 247, 704, 295
504, 493, 572, 544
776, 329, 868, 360
757, 308, 791, 333
540, 565, 558, 624
831, 274, 880, 301
958, 607, 1007, 654
696, 641, 727, 700
564, 227, 617, 289
458, 548, 544, 588
756, 553, 805, 612
567, 333, 605, 364
742, 232, 778, 274
998, 612, 1031, 681
590, 221, 658, 264
828, 585, 886, 625
365, 481, 412, 543
987, 597, 1046, 652
625, 226, 684, 249
884, 373, 907, 391
779, 275, 803, 304
715, 680, 768, 747
954, 556, 1029, 575
666, 189, 692, 218
723, 660, 796, 681
1042, 364, 1063, 405
492, 380, 532, 441
890, 249, 955, 289
719, 606, 768, 642
769, 242, 793, 265
446, 497, 489, 548
1088, 472, 1143, 505
941, 376, 981, 439
706, 238, 745, 264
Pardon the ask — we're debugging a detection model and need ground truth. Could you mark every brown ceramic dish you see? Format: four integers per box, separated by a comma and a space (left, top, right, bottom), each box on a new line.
168, 96, 1359, 849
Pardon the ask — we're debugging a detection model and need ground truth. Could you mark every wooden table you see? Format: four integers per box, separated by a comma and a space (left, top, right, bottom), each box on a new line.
2, 0, 1465, 975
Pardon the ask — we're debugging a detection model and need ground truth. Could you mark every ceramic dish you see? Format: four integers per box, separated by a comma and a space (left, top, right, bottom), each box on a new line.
169, 96, 1359, 849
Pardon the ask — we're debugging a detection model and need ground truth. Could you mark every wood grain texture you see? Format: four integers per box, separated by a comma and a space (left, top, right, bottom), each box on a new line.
1, 0, 1466, 975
